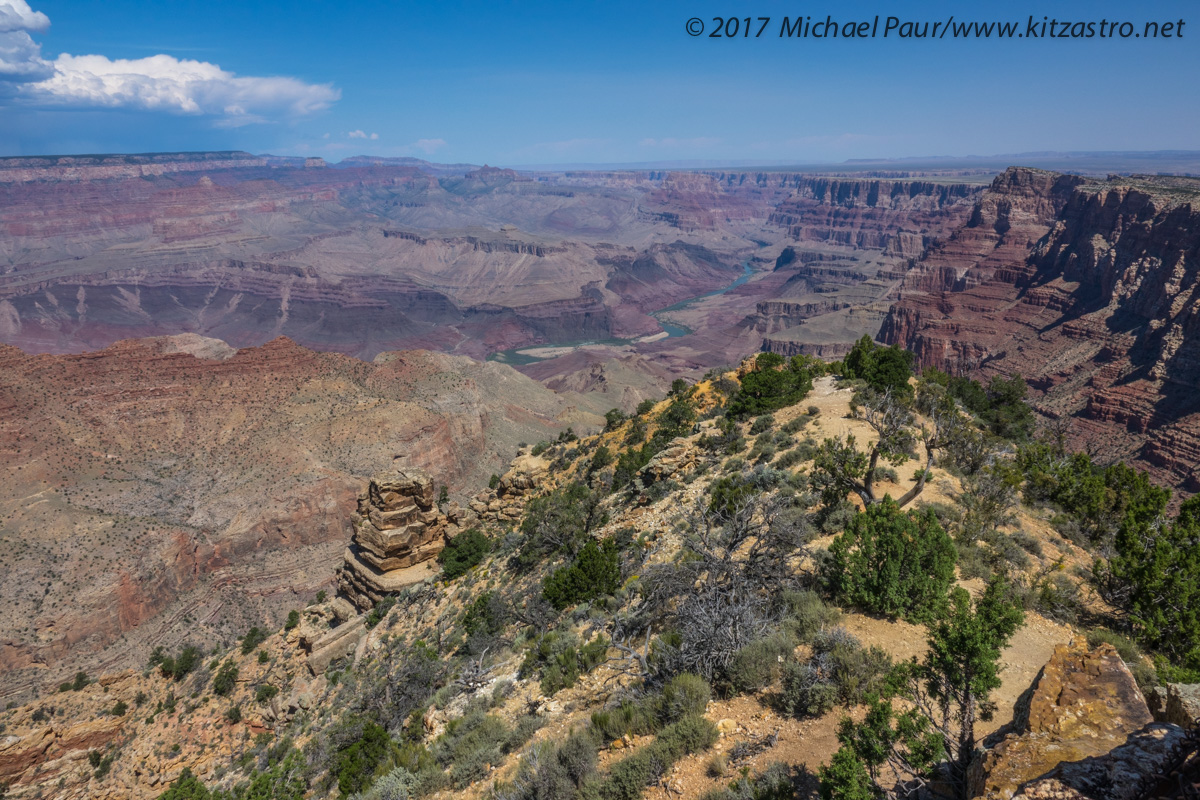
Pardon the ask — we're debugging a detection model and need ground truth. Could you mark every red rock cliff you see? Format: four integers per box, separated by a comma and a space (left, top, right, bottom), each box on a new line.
881, 168, 1200, 490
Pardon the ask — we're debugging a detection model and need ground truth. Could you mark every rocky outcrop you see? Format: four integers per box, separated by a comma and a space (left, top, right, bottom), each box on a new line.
296, 598, 366, 675
637, 442, 701, 487
469, 455, 550, 523
970, 637, 1191, 799
1011, 726, 1193, 800
336, 470, 477, 611
881, 169, 1200, 491
1150, 683, 1200, 730
0, 151, 267, 183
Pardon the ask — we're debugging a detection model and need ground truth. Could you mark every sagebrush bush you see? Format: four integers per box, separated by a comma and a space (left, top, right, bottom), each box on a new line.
775, 448, 806, 469
781, 590, 841, 642
1009, 530, 1044, 556
434, 710, 536, 789
497, 732, 598, 800
750, 415, 775, 435
585, 716, 718, 800
357, 767, 419, 800
521, 631, 608, 696
658, 673, 711, 724
781, 417, 808, 435
779, 627, 890, 718
590, 694, 661, 742
722, 632, 795, 695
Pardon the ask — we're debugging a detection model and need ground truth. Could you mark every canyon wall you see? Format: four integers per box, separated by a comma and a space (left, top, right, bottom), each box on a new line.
0, 158, 786, 360
748, 177, 982, 359
881, 168, 1200, 490
0, 335, 596, 702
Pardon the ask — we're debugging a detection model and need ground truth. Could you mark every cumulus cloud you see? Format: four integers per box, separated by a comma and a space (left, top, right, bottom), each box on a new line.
0, 0, 46, 32
348, 130, 379, 140
0, 0, 51, 83
0, 1, 339, 122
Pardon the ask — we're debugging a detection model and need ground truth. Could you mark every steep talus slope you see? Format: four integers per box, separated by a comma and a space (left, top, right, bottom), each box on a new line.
0, 335, 594, 702
881, 168, 1200, 489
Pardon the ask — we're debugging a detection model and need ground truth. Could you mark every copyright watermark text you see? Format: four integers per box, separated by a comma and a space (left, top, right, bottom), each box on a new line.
684, 15, 1186, 40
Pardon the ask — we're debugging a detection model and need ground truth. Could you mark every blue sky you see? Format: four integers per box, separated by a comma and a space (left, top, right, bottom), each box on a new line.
0, 0, 1196, 164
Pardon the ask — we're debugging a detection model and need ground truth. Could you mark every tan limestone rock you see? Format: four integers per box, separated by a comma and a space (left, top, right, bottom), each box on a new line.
970, 637, 1187, 799
1148, 682, 1200, 730
335, 469, 452, 611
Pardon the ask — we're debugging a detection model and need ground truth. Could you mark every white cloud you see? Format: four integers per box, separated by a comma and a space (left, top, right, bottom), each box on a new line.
0, 0, 46, 33
0, 0, 51, 83
348, 130, 379, 140
0, 1, 339, 123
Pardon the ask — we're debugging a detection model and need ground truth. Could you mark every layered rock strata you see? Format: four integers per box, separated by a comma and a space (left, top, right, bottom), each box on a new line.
881, 169, 1200, 491
337, 470, 476, 610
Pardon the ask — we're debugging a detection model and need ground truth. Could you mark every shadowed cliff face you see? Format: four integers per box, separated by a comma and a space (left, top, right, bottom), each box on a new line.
0, 335, 597, 702
881, 167, 1200, 491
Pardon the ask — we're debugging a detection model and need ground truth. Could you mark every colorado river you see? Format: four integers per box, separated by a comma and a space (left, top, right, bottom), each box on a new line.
649, 259, 753, 337
488, 260, 755, 364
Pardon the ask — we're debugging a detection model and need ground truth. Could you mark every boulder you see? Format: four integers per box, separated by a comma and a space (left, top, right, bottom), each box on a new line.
639, 442, 698, 484
1011, 724, 1190, 799
1149, 682, 1200, 730
970, 637, 1190, 799
306, 616, 366, 675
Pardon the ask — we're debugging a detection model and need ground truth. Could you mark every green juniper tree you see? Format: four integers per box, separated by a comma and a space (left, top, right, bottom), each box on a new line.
1095, 495, 1200, 669
824, 497, 957, 623
823, 575, 1024, 799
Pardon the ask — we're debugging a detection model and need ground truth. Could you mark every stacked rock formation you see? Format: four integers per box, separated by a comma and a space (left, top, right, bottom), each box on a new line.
337, 469, 473, 610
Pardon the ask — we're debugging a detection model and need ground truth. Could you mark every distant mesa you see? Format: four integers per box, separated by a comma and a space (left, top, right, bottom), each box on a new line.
0, 150, 267, 182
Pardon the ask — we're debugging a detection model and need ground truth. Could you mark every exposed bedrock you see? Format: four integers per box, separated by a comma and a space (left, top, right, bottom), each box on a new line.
881, 168, 1200, 491
336, 469, 477, 611
970, 637, 1192, 800
767, 178, 980, 254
